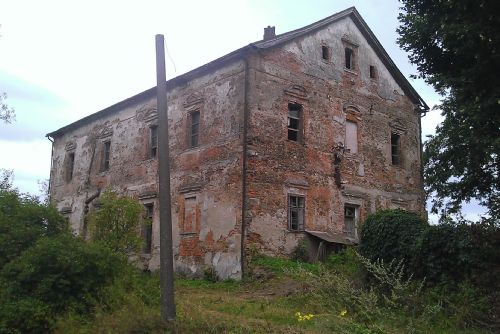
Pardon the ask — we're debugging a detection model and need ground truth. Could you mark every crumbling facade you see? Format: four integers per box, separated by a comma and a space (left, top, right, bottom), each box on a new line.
47, 7, 428, 279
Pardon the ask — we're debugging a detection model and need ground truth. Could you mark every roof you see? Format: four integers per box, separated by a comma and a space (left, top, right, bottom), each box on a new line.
306, 230, 358, 246
47, 7, 428, 138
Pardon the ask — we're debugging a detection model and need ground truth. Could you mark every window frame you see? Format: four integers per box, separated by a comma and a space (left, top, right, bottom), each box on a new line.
66, 152, 75, 182
288, 194, 305, 232
149, 125, 158, 159
391, 132, 402, 166
369, 65, 377, 79
345, 47, 354, 70
344, 204, 358, 238
142, 203, 154, 254
321, 45, 331, 61
189, 110, 200, 148
287, 102, 303, 143
102, 141, 111, 171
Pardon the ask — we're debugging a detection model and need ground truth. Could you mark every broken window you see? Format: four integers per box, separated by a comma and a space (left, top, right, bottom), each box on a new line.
287, 103, 303, 142
321, 45, 330, 61
103, 141, 111, 171
391, 132, 401, 165
369, 65, 377, 79
150, 125, 158, 158
344, 205, 357, 237
288, 195, 305, 231
189, 111, 200, 148
345, 47, 354, 70
66, 152, 75, 182
143, 203, 154, 254
345, 120, 358, 154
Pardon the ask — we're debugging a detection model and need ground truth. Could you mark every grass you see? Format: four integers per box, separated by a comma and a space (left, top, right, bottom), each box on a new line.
55, 254, 492, 334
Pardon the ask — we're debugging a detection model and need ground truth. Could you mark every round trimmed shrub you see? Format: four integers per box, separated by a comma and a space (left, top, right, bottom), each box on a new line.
359, 209, 428, 265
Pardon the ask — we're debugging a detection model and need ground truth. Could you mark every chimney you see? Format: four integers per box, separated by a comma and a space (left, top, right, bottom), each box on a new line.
263, 26, 275, 41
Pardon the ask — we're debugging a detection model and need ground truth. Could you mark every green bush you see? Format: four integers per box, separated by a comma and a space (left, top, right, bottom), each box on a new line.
359, 209, 427, 266
0, 234, 125, 333
0, 188, 66, 269
87, 189, 144, 254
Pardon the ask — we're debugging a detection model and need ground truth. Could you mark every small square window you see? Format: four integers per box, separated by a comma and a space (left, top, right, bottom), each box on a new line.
288, 195, 305, 231
391, 133, 401, 165
287, 103, 303, 142
345, 47, 354, 70
321, 45, 330, 61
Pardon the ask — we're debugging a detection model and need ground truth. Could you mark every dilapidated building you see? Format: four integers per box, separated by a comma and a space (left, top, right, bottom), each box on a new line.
47, 7, 428, 279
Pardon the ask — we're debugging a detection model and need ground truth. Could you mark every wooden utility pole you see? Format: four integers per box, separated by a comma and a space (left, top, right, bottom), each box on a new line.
155, 34, 176, 321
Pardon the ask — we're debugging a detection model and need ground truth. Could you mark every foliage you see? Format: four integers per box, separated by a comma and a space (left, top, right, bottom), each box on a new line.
358, 209, 427, 266
0, 186, 67, 270
415, 221, 500, 287
0, 234, 125, 333
290, 237, 309, 262
397, 0, 500, 220
0, 92, 15, 124
87, 189, 144, 254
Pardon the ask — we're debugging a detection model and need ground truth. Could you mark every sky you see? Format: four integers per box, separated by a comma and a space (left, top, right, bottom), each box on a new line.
0, 0, 483, 220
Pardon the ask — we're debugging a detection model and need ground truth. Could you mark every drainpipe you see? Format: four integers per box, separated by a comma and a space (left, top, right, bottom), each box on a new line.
46, 134, 54, 203
240, 55, 251, 279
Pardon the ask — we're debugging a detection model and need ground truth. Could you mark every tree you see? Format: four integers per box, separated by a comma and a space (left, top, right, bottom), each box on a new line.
0, 92, 15, 124
397, 0, 500, 221
87, 189, 144, 254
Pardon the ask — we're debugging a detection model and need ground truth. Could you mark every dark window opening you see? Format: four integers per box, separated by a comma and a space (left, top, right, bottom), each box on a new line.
287, 103, 302, 142
344, 205, 357, 237
150, 126, 158, 158
103, 141, 111, 171
143, 203, 153, 254
369, 65, 377, 79
391, 133, 401, 165
67, 152, 75, 182
345, 47, 354, 70
190, 111, 200, 148
288, 195, 305, 231
322, 45, 330, 61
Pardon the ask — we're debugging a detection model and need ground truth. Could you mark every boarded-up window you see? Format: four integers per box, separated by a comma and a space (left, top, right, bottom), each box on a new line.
345, 121, 358, 154
66, 152, 75, 182
143, 203, 153, 254
183, 196, 197, 233
288, 195, 305, 231
102, 141, 111, 171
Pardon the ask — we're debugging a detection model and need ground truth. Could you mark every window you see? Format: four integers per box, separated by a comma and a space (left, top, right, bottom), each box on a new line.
183, 196, 197, 233
345, 47, 354, 70
150, 125, 158, 158
321, 45, 330, 61
143, 203, 153, 254
288, 195, 305, 231
287, 103, 302, 142
189, 111, 200, 148
344, 205, 357, 237
66, 152, 75, 182
369, 65, 377, 79
103, 141, 111, 171
345, 120, 358, 154
391, 133, 401, 165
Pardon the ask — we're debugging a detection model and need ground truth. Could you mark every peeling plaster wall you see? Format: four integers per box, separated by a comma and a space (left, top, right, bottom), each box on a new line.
50, 60, 245, 279
244, 17, 424, 255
